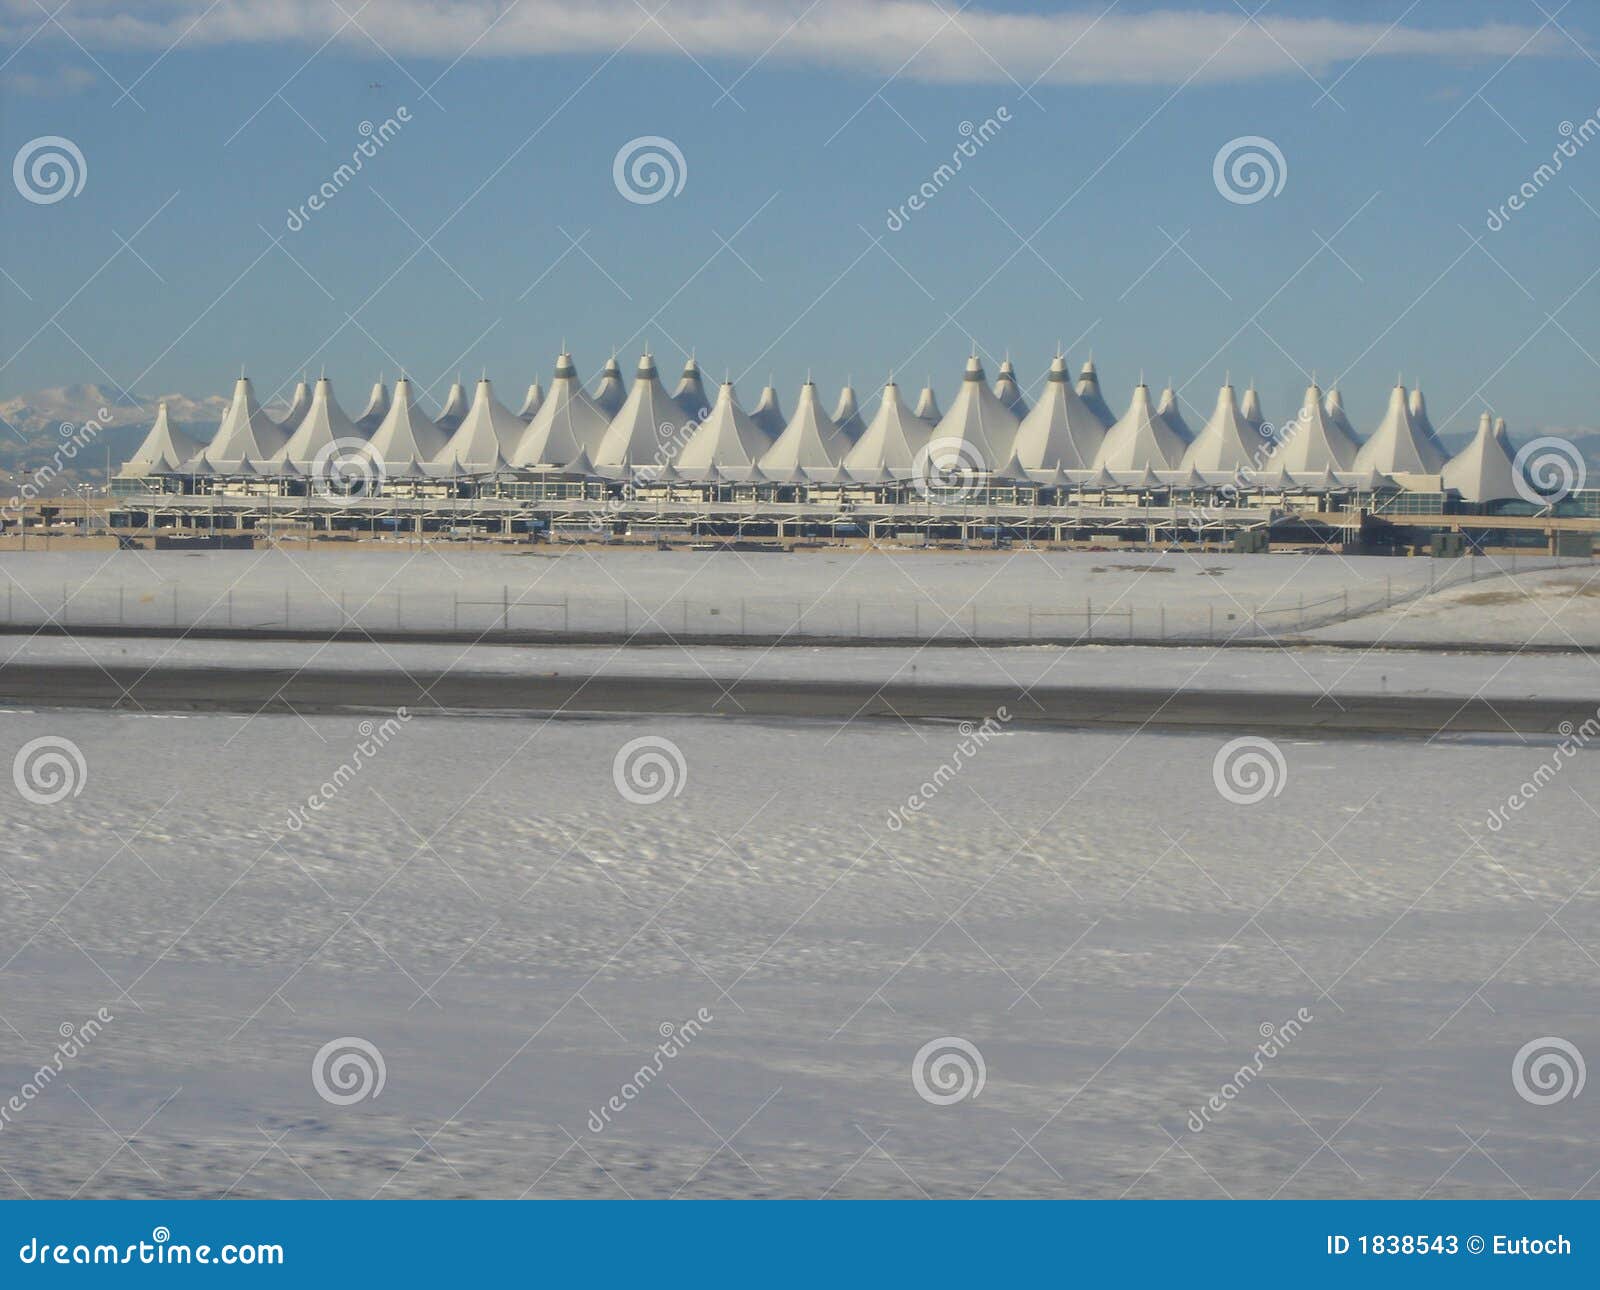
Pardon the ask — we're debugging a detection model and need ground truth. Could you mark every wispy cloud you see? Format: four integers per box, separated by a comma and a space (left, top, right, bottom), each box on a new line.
0, 64, 96, 97
0, 1, 1565, 87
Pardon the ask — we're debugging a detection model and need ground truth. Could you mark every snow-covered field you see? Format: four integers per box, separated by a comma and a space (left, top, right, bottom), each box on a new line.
0, 706, 1595, 1199
1309, 566, 1600, 648
0, 547, 1580, 643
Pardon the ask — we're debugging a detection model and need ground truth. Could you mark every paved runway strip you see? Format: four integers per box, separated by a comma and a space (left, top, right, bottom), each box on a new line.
0, 660, 1587, 737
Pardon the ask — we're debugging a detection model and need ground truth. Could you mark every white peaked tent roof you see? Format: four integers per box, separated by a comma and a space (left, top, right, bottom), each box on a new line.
914, 383, 942, 423
759, 381, 846, 477
1156, 385, 1194, 444
1240, 385, 1263, 428
844, 460, 892, 484
275, 377, 362, 468
1408, 388, 1451, 460
995, 359, 1029, 419
758, 461, 808, 486
831, 384, 866, 441
436, 381, 470, 433
1181, 384, 1263, 473
991, 450, 1031, 483
1093, 383, 1188, 472
1256, 462, 1294, 491
355, 379, 390, 434
208, 376, 289, 466
676, 382, 769, 479
1325, 387, 1358, 441
1345, 465, 1392, 491
519, 381, 545, 421
1075, 359, 1116, 429
218, 454, 268, 477
1272, 383, 1359, 472
1442, 411, 1520, 503
751, 384, 786, 438
672, 358, 711, 423
596, 353, 693, 470
1010, 354, 1104, 471
592, 356, 627, 418
513, 352, 612, 467
434, 378, 521, 473
1354, 383, 1447, 475
276, 380, 312, 431
932, 355, 1021, 470
123, 401, 205, 475
1080, 463, 1119, 489
367, 377, 448, 467
842, 380, 930, 478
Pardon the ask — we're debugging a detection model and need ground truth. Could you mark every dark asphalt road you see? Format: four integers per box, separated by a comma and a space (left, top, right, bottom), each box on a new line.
0, 661, 1586, 738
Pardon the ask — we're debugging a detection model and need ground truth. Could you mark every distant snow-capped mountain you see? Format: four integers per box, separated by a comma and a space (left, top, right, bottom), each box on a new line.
0, 383, 228, 439
0, 383, 231, 488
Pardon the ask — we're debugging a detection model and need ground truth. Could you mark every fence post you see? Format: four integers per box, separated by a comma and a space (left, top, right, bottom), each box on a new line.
119, 585, 125, 626
1028, 607, 1034, 641
741, 597, 746, 636
563, 593, 570, 633
227, 588, 232, 628
856, 600, 861, 637
173, 584, 179, 628
1385, 575, 1391, 608
1160, 605, 1165, 640
453, 591, 459, 631
794, 601, 802, 635
396, 589, 403, 631
61, 583, 67, 627
502, 585, 509, 631
1086, 597, 1092, 640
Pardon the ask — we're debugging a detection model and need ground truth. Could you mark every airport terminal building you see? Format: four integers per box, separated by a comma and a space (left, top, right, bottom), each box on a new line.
106, 352, 1595, 554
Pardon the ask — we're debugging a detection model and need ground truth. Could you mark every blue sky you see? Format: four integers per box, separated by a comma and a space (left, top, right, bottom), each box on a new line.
2, 0, 1598, 440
